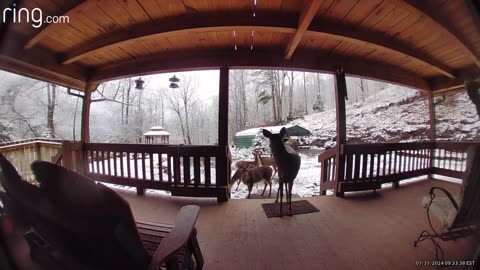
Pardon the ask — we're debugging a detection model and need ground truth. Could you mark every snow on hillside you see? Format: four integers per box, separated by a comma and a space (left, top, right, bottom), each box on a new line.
435, 92, 480, 141
292, 87, 430, 147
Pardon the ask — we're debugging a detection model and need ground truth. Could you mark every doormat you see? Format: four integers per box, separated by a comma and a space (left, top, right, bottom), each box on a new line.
261, 200, 319, 218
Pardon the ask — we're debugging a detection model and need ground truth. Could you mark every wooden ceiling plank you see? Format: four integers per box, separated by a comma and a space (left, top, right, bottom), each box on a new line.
24, 0, 88, 49
392, 0, 480, 68
284, 0, 322, 59
341, 0, 383, 26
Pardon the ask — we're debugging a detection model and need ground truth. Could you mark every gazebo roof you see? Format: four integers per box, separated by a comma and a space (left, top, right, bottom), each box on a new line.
143, 126, 170, 137
1, 0, 479, 94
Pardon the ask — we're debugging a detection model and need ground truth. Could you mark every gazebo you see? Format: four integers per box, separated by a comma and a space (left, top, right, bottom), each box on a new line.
143, 126, 170, 144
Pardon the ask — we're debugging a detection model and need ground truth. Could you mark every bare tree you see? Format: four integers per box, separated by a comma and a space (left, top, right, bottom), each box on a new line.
46, 83, 57, 137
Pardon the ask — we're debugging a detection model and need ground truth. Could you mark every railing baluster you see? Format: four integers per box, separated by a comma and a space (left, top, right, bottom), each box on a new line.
134, 153, 138, 179
107, 151, 112, 176
183, 156, 190, 187
127, 152, 131, 178
167, 154, 172, 183
158, 154, 164, 182
194, 156, 201, 187
354, 153, 360, 181
360, 154, 366, 180
345, 154, 353, 181
141, 152, 146, 180
113, 151, 118, 176
382, 152, 387, 176
204, 157, 211, 187
119, 152, 124, 177
150, 153, 154, 181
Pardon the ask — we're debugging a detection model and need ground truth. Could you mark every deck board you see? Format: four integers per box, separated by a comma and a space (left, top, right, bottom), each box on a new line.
116, 179, 478, 270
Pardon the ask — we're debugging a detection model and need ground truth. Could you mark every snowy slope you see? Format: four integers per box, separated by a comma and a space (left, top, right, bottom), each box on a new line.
291, 88, 479, 147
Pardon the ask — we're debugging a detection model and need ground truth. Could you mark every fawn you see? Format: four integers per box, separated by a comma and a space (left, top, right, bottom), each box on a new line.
262, 128, 301, 216
239, 165, 273, 198
232, 161, 257, 190
252, 150, 278, 177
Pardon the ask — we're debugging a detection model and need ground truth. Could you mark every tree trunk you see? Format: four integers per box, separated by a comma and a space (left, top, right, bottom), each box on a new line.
72, 97, 80, 140
46, 83, 56, 137
125, 81, 131, 124
183, 99, 192, 144
270, 71, 278, 122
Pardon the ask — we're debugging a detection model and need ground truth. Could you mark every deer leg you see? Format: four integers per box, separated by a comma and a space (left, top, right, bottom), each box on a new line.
279, 182, 284, 217
235, 179, 241, 191
261, 181, 267, 196
268, 181, 272, 197
288, 181, 294, 216
247, 183, 253, 199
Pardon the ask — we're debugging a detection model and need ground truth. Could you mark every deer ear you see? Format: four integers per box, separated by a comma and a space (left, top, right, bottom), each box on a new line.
262, 129, 272, 138
280, 127, 287, 138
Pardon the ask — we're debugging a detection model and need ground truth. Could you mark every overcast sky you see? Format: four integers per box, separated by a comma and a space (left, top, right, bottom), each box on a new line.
141, 70, 220, 101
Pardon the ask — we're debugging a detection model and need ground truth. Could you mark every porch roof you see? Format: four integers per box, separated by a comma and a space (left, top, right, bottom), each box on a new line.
1, 0, 479, 94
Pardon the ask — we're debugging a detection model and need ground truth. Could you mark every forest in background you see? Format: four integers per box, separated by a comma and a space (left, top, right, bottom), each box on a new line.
0, 69, 475, 146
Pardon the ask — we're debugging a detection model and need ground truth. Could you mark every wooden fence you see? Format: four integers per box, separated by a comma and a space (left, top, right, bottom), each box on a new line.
319, 142, 473, 196
0, 139, 62, 181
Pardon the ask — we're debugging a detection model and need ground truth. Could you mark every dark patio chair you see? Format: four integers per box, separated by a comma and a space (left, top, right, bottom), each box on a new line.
413, 145, 480, 261
0, 153, 203, 270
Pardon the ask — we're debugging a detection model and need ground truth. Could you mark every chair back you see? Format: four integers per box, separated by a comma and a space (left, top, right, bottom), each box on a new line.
451, 144, 480, 228
31, 161, 150, 270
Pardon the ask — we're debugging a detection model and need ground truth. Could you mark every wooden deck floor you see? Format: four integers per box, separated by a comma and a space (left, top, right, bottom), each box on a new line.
115, 179, 478, 270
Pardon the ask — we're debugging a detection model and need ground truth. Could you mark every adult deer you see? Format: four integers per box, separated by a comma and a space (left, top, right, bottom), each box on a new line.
263, 128, 301, 216
252, 150, 277, 177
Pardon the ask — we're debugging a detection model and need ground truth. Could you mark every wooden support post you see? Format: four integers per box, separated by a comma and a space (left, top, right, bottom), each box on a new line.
218, 67, 229, 147
427, 91, 436, 179
217, 66, 230, 202
334, 68, 347, 197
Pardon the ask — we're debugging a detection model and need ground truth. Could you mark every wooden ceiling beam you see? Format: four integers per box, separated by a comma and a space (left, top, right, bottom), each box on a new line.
24, 0, 88, 49
308, 21, 456, 79
429, 67, 480, 92
60, 11, 454, 79
89, 49, 431, 91
1, 32, 88, 90
62, 12, 297, 65
284, 0, 322, 60
394, 0, 480, 68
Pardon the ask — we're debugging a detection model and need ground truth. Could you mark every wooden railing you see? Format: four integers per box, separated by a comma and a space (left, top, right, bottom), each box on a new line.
0, 139, 62, 181
340, 142, 434, 192
60, 142, 231, 201
318, 142, 476, 196
432, 142, 470, 179
318, 148, 336, 195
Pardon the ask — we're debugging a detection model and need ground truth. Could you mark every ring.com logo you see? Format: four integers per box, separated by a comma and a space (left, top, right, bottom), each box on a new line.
2, 3, 70, 29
